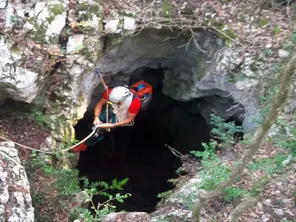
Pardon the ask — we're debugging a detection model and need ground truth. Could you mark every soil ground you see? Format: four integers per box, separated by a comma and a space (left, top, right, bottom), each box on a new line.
199, 143, 296, 222
0, 100, 71, 222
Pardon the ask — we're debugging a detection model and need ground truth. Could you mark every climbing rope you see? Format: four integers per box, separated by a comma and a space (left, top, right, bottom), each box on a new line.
0, 68, 110, 155
0, 127, 100, 155
61, 125, 101, 152
0, 135, 55, 155
95, 68, 109, 125
62, 68, 110, 152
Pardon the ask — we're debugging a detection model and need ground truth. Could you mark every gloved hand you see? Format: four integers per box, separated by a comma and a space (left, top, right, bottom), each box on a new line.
93, 116, 102, 125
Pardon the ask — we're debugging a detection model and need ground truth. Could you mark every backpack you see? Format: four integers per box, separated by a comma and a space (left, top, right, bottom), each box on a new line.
129, 80, 152, 111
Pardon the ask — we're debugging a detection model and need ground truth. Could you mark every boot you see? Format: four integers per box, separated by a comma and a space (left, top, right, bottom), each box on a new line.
72, 142, 88, 152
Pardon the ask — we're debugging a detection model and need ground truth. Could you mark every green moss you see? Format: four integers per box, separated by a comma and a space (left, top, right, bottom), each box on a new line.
118, 11, 135, 17
49, 3, 65, 16
89, 5, 100, 14
257, 18, 269, 27
238, 14, 246, 22
31, 22, 47, 44
73, 21, 93, 33
161, 0, 173, 17
78, 13, 92, 22
80, 48, 94, 62
76, 3, 101, 18
27, 17, 35, 25
272, 25, 281, 35
9, 44, 21, 53
219, 27, 236, 42
202, 18, 224, 28
76, 2, 89, 11
47, 3, 65, 24
202, 18, 236, 44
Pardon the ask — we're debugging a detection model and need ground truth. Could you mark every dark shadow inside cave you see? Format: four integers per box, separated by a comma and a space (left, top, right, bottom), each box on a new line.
74, 68, 212, 213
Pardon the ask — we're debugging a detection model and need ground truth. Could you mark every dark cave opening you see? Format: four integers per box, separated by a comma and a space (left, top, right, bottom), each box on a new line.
75, 114, 183, 213
74, 68, 216, 212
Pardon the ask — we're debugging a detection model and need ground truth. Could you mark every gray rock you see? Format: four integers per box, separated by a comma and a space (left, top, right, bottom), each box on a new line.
0, 39, 39, 103
102, 212, 151, 222
105, 20, 120, 33
278, 49, 289, 58
124, 17, 137, 30
67, 35, 85, 54
34, 1, 67, 40
0, 142, 34, 222
273, 208, 284, 216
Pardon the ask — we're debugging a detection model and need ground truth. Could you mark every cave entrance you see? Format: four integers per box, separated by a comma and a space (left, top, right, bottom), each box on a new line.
74, 67, 212, 212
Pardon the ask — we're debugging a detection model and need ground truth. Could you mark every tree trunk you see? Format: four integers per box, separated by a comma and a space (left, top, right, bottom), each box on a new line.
191, 50, 296, 222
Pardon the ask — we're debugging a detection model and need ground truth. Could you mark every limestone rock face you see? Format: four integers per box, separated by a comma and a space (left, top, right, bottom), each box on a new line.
0, 0, 261, 137
0, 37, 39, 103
0, 0, 105, 142
0, 142, 34, 222
0, 0, 67, 104
95, 28, 253, 131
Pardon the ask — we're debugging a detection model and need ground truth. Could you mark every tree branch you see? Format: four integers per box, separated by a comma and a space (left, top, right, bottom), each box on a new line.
228, 195, 260, 222
229, 157, 295, 222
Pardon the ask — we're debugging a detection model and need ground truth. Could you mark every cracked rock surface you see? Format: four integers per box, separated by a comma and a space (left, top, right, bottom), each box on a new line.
0, 142, 34, 222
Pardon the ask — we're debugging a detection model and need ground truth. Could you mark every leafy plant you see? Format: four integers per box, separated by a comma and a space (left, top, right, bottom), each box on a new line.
272, 25, 281, 35
190, 141, 217, 160
209, 114, 243, 147
28, 151, 131, 221
198, 158, 231, 190
191, 142, 230, 191
157, 190, 173, 199
31, 108, 51, 128
75, 177, 131, 221
247, 154, 286, 174
223, 187, 247, 202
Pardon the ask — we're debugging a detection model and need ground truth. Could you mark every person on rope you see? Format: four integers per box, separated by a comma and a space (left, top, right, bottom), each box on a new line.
72, 86, 142, 152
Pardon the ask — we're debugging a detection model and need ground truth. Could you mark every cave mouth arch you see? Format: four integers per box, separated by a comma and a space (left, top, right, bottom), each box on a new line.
74, 67, 244, 213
